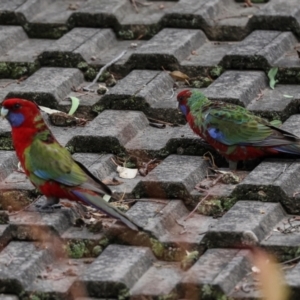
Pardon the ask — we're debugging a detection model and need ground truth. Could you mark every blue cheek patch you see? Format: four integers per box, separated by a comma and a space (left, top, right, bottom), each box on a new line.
208, 127, 225, 142
179, 104, 188, 116
8, 112, 25, 127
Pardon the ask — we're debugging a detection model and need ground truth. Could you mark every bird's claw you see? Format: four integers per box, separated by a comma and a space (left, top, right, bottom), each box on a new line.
35, 203, 62, 213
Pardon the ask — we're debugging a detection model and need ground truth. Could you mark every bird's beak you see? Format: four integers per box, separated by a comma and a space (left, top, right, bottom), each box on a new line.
1, 107, 8, 119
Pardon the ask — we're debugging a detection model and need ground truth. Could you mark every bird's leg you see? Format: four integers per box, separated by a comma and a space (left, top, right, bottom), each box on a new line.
35, 196, 62, 212
228, 160, 238, 171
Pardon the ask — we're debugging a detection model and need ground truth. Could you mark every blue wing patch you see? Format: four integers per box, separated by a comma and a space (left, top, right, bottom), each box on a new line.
33, 169, 81, 186
208, 127, 225, 141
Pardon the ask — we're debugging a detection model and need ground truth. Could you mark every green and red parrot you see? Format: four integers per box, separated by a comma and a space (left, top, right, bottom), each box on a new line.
177, 89, 300, 169
1, 98, 139, 231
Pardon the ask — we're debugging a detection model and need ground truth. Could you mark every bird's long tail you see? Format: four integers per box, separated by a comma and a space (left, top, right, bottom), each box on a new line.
71, 189, 140, 231
273, 143, 300, 156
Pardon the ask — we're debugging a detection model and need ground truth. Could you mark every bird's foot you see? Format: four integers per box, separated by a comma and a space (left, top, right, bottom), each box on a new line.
34, 196, 61, 213
35, 203, 62, 213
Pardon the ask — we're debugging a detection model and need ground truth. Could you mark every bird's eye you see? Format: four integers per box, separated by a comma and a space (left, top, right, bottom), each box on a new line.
178, 96, 183, 102
13, 103, 21, 110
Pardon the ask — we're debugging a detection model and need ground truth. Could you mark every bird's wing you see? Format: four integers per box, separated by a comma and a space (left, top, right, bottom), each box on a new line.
28, 138, 113, 195
198, 104, 298, 147
27, 138, 88, 186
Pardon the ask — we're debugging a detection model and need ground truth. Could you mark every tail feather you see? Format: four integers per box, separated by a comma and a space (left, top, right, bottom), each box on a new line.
273, 143, 300, 156
71, 190, 139, 231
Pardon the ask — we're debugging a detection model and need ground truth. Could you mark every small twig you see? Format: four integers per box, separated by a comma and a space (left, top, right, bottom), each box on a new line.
263, 231, 273, 241
175, 219, 187, 234
184, 192, 211, 220
126, 198, 169, 204
282, 255, 300, 265
244, 0, 253, 7
198, 231, 208, 235
211, 174, 223, 186
110, 157, 119, 166
0, 81, 14, 89
5, 253, 14, 266
136, 1, 152, 6
147, 117, 176, 126
130, 0, 139, 12
119, 190, 126, 202
214, 14, 254, 22
293, 191, 300, 197
83, 50, 127, 91
254, 89, 264, 101
203, 151, 217, 168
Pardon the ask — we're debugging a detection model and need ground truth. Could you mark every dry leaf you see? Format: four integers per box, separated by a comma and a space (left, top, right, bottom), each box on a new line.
39, 106, 62, 114
102, 178, 123, 186
169, 71, 190, 82
117, 166, 138, 179
17, 162, 24, 173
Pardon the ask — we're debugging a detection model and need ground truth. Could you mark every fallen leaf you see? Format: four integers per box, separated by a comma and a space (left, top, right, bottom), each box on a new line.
63, 268, 77, 276
39, 106, 62, 114
102, 195, 111, 202
268, 67, 278, 90
283, 94, 294, 98
17, 162, 24, 173
169, 70, 190, 82
102, 178, 123, 186
117, 166, 138, 179
67, 96, 80, 115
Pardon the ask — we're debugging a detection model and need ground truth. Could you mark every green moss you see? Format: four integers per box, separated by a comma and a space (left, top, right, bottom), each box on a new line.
150, 238, 165, 258
92, 104, 106, 113
158, 293, 178, 300
202, 285, 232, 300
198, 197, 237, 217
210, 65, 224, 78
180, 250, 199, 270
0, 136, 13, 150
29, 296, 41, 300
191, 76, 213, 88
11, 66, 28, 78
118, 30, 134, 40
0, 212, 9, 224
24, 23, 69, 39
99, 71, 111, 82
64, 240, 88, 258
118, 288, 130, 300
87, 220, 103, 233
92, 245, 103, 257
99, 236, 110, 247
84, 67, 97, 80
202, 285, 213, 297
0, 62, 8, 71
0, 62, 9, 77
77, 61, 89, 71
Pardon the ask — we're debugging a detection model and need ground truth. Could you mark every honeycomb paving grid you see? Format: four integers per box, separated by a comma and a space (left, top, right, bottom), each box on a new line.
2, 0, 300, 299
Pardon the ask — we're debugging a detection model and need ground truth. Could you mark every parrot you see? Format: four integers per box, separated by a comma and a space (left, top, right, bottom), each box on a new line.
177, 89, 300, 169
1, 98, 140, 231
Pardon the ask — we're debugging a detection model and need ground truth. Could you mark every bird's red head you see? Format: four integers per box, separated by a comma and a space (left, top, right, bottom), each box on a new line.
177, 90, 192, 104
177, 89, 192, 117
1, 98, 40, 128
